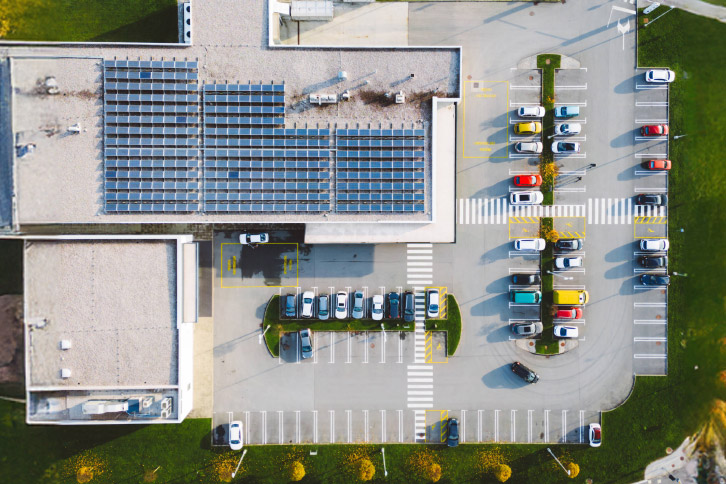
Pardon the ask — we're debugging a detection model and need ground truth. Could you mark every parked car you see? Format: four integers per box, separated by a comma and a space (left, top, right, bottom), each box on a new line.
638, 255, 668, 268
511, 273, 541, 285
447, 418, 460, 447
335, 291, 348, 319
318, 294, 329, 320
556, 307, 583, 319
554, 106, 579, 118
510, 290, 542, 304
513, 175, 542, 187
555, 238, 583, 251
285, 294, 296, 318
555, 256, 583, 269
301, 291, 314, 318
511, 321, 543, 336
514, 238, 546, 251
641, 124, 669, 136
554, 123, 582, 135
352, 291, 364, 319
515, 141, 543, 153
641, 274, 671, 286
229, 421, 243, 450
645, 69, 675, 83
589, 423, 602, 447
512, 361, 539, 384
518, 106, 545, 117
403, 292, 415, 323
388, 292, 400, 319
427, 289, 440, 319
636, 194, 668, 206
510, 191, 544, 205
239, 233, 269, 245
640, 239, 669, 251
514, 122, 542, 135
643, 159, 671, 171
372, 294, 384, 321
554, 325, 579, 338
299, 328, 313, 359
552, 141, 581, 153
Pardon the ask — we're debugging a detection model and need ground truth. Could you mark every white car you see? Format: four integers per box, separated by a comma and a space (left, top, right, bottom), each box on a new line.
554, 325, 579, 338
554, 123, 582, 136
229, 421, 243, 450
645, 69, 675, 83
514, 238, 546, 251
589, 423, 602, 448
301, 291, 314, 318
335, 291, 348, 319
554, 256, 583, 269
518, 106, 545, 117
515, 141, 543, 154
372, 294, 384, 321
510, 191, 544, 205
640, 239, 669, 252
551, 141, 581, 153
427, 289, 440, 319
239, 233, 269, 245
299, 328, 313, 359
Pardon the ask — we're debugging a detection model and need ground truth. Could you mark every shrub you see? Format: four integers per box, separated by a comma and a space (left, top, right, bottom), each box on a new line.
289, 461, 305, 481
541, 227, 560, 243
494, 464, 512, 482
567, 462, 580, 478
358, 458, 375, 481
425, 463, 442, 482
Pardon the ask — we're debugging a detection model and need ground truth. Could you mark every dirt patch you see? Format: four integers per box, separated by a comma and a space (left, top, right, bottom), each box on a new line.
0, 295, 24, 385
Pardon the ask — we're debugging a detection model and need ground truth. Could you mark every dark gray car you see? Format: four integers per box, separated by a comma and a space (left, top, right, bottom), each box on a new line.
555, 239, 583, 251
511, 322, 543, 336
388, 292, 400, 319
403, 292, 415, 322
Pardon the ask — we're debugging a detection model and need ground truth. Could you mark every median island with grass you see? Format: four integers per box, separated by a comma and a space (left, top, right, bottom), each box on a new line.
264, 294, 462, 357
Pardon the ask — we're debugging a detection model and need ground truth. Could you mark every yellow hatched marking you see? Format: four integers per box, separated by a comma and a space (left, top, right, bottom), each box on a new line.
425, 331, 433, 363
440, 410, 449, 443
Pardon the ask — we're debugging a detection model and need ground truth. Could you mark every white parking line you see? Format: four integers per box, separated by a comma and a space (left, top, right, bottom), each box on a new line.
381, 410, 386, 443
494, 409, 500, 442
544, 410, 550, 443
478, 410, 483, 442
398, 410, 403, 443
635, 153, 667, 158
346, 332, 352, 363
245, 411, 250, 445
527, 410, 533, 443
511, 410, 516, 443
262, 410, 267, 444
561, 410, 567, 443
634, 302, 667, 307
330, 410, 335, 443
555, 84, 588, 90
278, 411, 284, 444
635, 119, 669, 123
329, 332, 334, 363
634, 136, 668, 141
364, 410, 369, 442
296, 410, 301, 444
347, 410, 352, 443
634, 353, 667, 358
636, 84, 668, 89
363, 331, 369, 364
636, 101, 668, 106
634, 319, 667, 324
509, 85, 540, 90
313, 410, 318, 444
579, 411, 584, 443
634, 337, 667, 342
635, 170, 668, 176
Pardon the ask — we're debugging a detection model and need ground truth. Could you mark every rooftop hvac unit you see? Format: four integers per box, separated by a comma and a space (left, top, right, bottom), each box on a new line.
60, 368, 71, 379
82, 400, 129, 415
161, 397, 172, 411
60, 339, 72, 350
141, 396, 154, 409
309, 94, 337, 105
341, 90, 351, 101
291, 0, 333, 21
183, 2, 192, 44
160, 408, 171, 419
395, 91, 405, 104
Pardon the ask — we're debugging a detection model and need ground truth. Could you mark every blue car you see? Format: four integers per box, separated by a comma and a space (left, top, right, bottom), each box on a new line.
554, 106, 580, 118
447, 418, 459, 447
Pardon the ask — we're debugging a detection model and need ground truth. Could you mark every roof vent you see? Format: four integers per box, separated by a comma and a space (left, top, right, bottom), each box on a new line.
60, 340, 72, 350
60, 368, 71, 379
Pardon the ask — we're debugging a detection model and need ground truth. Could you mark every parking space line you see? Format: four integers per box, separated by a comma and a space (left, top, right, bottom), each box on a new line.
245, 411, 250, 445
364, 331, 369, 364
579, 411, 584, 443
561, 410, 567, 443
635, 302, 667, 307
330, 410, 335, 444
478, 410, 483, 442
262, 410, 267, 444
635, 319, 667, 324
329, 332, 334, 363
511, 410, 516, 443
313, 410, 318, 444
346, 332, 352, 363
296, 410, 301, 444
363, 410, 369, 442
347, 410, 352, 443
398, 410, 403, 443
635, 353, 667, 358
634, 337, 667, 342
398, 332, 403, 363
278, 411, 283, 444
381, 410, 386, 443
635, 170, 668, 176
494, 409, 500, 442
544, 410, 549, 443
527, 410, 533, 443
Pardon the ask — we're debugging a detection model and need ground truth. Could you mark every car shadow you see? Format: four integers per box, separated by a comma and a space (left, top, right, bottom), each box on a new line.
481, 364, 527, 389
480, 242, 510, 264
613, 73, 640, 94
604, 242, 636, 263
604, 260, 634, 279
610, 129, 637, 148
471, 178, 510, 198
619, 276, 639, 296
485, 323, 511, 343
485, 275, 511, 294
616, 165, 639, 181
470, 293, 509, 319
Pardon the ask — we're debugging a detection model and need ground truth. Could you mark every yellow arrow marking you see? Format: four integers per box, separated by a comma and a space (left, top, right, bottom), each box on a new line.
648, 228, 654, 233
566, 222, 573, 227
232, 256, 237, 275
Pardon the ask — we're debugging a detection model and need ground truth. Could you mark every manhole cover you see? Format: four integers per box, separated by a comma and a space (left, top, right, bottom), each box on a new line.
656, 314, 662, 320
467, 75, 472, 80
370, 343, 375, 348
545, 58, 550, 64
656, 342, 662, 346
529, 341, 534, 346
530, 11, 535, 16
528, 75, 533, 80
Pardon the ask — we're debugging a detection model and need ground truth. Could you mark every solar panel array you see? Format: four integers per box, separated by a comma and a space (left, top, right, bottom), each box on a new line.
336, 129, 425, 212
104, 60, 200, 212
203, 84, 331, 212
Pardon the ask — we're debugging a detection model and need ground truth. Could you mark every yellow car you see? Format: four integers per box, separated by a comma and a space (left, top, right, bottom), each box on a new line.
514, 122, 542, 135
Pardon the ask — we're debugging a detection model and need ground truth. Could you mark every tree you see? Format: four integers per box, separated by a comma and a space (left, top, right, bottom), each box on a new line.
289, 461, 305, 481
494, 464, 512, 482
358, 458, 375, 481
425, 463, 442, 482
567, 463, 579, 478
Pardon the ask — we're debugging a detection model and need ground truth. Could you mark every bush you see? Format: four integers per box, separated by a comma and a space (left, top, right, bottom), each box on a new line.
494, 464, 512, 482
289, 461, 305, 481
358, 458, 375, 481
567, 462, 579, 478
425, 463, 442, 482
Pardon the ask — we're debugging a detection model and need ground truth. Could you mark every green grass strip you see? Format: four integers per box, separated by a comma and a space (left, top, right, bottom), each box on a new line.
537, 54, 561, 206
425, 294, 462, 355
535, 218, 557, 354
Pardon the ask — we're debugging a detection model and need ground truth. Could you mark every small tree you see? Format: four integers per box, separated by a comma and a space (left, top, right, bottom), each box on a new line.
540, 161, 559, 190
425, 463, 442, 482
567, 463, 579, 478
358, 458, 375, 481
541, 227, 560, 243
494, 464, 512, 482
289, 461, 305, 481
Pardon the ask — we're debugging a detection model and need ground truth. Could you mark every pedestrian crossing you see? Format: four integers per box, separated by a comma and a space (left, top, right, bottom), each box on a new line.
457, 197, 666, 225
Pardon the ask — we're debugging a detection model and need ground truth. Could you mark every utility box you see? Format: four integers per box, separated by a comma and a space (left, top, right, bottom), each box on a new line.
183, 3, 192, 44
291, 1, 334, 20
309, 93, 338, 105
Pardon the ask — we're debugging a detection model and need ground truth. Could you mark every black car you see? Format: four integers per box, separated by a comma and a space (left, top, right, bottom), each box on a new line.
636, 194, 668, 206
388, 292, 400, 319
641, 274, 671, 286
638, 255, 668, 268
511, 273, 541, 285
403, 292, 415, 323
285, 294, 296, 317
555, 239, 583, 251
447, 418, 459, 447
512, 361, 539, 384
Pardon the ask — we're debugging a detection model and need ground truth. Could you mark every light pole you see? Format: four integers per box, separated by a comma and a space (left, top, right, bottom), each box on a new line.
259, 325, 271, 344
547, 270, 573, 281
645, 5, 675, 27
673, 134, 688, 140
231, 449, 247, 478
546, 448, 571, 476
381, 447, 388, 477
671, 271, 688, 278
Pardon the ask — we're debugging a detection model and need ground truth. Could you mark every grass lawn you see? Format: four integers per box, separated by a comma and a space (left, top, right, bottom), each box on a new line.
535, 218, 559, 355
0, 0, 178, 42
538, 54, 560, 205
425, 294, 462, 355
0, 239, 22, 295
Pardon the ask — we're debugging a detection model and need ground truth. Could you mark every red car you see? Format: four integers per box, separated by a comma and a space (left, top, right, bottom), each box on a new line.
513, 175, 543, 187
556, 307, 583, 319
644, 159, 671, 171
641, 124, 669, 136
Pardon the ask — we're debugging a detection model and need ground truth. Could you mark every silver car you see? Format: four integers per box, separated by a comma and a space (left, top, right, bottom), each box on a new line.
299, 329, 313, 359
511, 321, 543, 336
352, 291, 364, 319
318, 295, 329, 320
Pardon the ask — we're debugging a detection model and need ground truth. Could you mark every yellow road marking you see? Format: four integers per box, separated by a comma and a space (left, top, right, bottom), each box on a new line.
479, 147, 492, 151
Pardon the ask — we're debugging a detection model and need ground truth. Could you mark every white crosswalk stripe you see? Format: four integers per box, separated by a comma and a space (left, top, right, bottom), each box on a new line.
586, 198, 666, 224
406, 245, 433, 417
457, 198, 586, 224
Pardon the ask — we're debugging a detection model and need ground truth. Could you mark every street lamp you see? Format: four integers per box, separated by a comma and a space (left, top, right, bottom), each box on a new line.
381, 447, 388, 477
547, 270, 573, 281
547, 448, 571, 476
231, 449, 247, 478
671, 271, 688, 278
673, 134, 688, 140
645, 6, 675, 27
